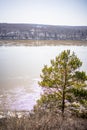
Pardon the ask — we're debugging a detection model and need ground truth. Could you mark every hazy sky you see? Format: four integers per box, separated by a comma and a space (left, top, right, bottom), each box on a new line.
0, 0, 87, 25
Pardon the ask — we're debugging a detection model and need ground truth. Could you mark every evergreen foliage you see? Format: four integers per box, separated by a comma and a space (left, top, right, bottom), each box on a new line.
38, 50, 87, 116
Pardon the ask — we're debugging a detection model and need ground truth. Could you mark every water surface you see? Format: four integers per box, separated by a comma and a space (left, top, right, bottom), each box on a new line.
0, 46, 87, 111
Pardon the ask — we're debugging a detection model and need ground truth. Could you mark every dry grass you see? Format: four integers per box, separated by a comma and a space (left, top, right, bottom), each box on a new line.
0, 40, 87, 46
0, 109, 87, 130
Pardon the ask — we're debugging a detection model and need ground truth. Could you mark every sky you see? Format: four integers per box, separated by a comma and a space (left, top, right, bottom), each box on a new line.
0, 0, 87, 26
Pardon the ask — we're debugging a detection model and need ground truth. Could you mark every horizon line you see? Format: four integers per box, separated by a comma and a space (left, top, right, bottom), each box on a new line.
0, 22, 87, 27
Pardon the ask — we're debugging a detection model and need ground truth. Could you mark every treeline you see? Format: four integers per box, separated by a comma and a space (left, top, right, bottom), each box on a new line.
0, 23, 87, 40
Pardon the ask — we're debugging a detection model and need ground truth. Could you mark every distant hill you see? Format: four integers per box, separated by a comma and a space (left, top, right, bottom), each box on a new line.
0, 23, 87, 40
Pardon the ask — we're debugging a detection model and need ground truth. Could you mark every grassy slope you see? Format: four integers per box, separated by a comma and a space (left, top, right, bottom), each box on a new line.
0, 110, 87, 130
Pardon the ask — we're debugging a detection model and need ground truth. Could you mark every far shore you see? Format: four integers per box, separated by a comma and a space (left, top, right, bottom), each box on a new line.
0, 40, 87, 46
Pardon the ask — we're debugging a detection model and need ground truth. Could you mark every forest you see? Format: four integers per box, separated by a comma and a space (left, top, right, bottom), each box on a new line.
0, 23, 87, 40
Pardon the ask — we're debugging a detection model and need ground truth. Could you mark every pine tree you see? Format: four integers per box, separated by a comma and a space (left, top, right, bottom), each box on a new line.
38, 50, 87, 116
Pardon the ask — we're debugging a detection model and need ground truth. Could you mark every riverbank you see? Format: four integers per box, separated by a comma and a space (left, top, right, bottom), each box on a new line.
0, 40, 87, 46
0, 109, 87, 130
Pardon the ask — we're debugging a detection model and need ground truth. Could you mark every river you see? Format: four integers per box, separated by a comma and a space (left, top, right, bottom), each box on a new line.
0, 45, 87, 111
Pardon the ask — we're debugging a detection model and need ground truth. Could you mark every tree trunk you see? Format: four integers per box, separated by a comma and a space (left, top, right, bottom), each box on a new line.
62, 88, 65, 116
62, 68, 67, 116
